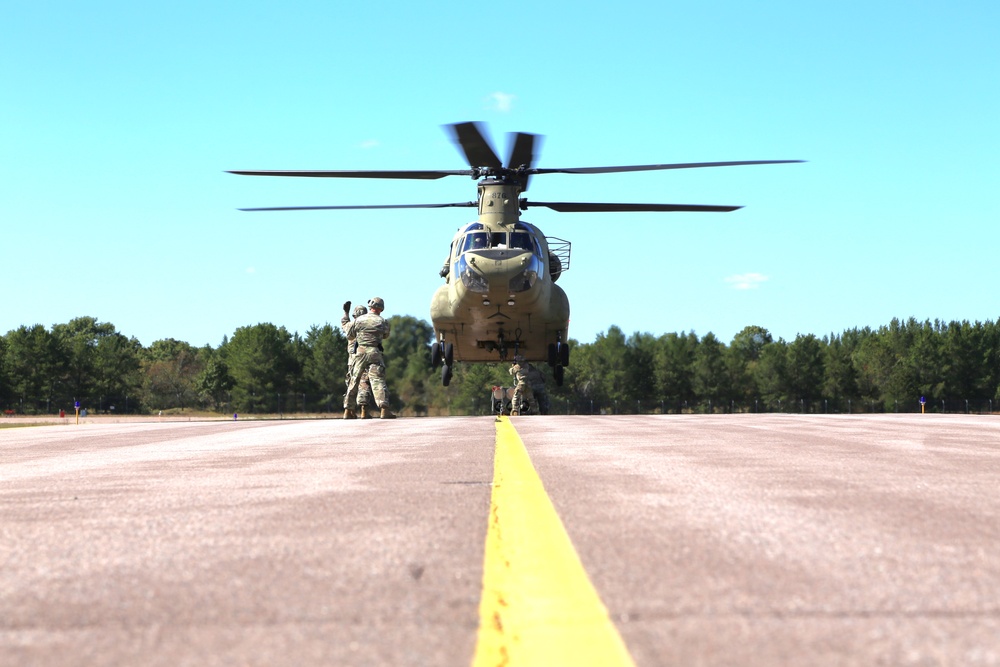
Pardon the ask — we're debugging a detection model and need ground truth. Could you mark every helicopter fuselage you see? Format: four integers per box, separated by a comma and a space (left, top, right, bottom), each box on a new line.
430, 181, 570, 364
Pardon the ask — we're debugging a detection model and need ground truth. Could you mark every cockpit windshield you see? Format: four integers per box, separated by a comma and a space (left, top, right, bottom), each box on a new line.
509, 232, 531, 250
460, 230, 541, 256
462, 232, 489, 253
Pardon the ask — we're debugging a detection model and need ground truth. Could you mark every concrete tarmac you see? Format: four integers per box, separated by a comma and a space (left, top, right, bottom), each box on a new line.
2, 414, 999, 666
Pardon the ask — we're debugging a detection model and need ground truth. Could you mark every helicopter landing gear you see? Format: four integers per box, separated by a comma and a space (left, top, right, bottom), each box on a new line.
432, 339, 454, 385
548, 341, 570, 367
431, 341, 453, 370
547, 337, 570, 387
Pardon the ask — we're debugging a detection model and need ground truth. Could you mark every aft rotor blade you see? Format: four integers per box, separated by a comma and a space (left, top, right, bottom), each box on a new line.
239, 202, 477, 212
531, 160, 804, 175
525, 201, 743, 213
446, 122, 503, 169
506, 132, 538, 169
506, 132, 540, 192
227, 169, 472, 180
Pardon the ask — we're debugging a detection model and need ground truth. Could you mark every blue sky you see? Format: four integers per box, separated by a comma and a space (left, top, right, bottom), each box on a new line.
3, 2, 998, 349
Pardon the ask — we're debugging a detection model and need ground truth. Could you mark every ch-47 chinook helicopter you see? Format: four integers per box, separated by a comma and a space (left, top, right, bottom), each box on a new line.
230, 122, 801, 387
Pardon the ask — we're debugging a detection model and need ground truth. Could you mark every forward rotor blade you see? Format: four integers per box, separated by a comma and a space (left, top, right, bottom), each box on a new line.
531, 159, 804, 175
525, 201, 743, 213
227, 169, 472, 180
239, 202, 476, 212
446, 122, 503, 169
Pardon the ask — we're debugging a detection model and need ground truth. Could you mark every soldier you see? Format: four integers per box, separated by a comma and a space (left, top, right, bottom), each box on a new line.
525, 362, 550, 415
508, 354, 534, 417
341, 302, 374, 419
343, 296, 396, 419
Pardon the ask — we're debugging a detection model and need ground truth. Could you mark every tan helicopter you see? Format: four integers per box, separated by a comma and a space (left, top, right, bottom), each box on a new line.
229, 122, 801, 386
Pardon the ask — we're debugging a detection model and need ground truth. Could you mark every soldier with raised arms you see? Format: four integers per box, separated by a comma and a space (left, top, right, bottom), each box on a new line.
341, 302, 374, 418
342, 296, 396, 420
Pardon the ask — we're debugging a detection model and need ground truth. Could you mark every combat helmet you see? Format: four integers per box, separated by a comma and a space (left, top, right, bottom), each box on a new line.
352, 305, 367, 318
368, 296, 385, 311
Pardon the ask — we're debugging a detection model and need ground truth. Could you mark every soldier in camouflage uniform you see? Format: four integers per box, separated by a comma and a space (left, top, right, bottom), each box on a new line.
342, 303, 374, 418
525, 362, 550, 415
342, 296, 396, 419
508, 354, 534, 416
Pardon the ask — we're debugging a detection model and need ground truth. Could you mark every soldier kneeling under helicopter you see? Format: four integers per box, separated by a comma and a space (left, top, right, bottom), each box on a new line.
507, 355, 550, 416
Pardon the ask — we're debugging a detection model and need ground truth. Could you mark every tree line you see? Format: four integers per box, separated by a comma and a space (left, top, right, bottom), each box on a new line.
3, 315, 1000, 416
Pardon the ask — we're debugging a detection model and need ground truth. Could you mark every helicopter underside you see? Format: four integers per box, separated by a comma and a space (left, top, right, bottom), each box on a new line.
429, 280, 570, 365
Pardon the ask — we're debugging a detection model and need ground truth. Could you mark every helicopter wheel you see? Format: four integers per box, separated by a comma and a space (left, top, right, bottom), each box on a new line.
547, 343, 557, 367
560, 342, 570, 367
444, 342, 454, 367
553, 364, 565, 386
431, 342, 442, 369
442, 363, 453, 386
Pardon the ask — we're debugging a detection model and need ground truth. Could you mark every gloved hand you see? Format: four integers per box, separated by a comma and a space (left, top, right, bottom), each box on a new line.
343, 300, 351, 314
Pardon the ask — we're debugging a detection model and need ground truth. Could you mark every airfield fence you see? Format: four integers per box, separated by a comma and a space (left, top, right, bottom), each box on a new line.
458, 392, 1000, 417
5, 393, 998, 418
550, 397, 999, 417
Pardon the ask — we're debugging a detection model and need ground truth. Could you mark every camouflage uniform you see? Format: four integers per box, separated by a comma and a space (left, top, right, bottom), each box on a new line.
343, 311, 391, 411
341, 306, 372, 410
508, 357, 534, 415
525, 363, 550, 415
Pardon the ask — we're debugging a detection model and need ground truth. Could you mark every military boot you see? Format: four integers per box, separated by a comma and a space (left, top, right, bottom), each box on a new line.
343, 408, 357, 420
380, 406, 397, 419
359, 405, 372, 419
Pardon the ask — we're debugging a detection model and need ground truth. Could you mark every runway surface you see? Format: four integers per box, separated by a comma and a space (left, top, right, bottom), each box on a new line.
2, 414, 999, 666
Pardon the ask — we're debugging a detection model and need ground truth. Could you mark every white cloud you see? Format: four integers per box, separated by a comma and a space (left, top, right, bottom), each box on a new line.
485, 92, 515, 113
725, 272, 768, 290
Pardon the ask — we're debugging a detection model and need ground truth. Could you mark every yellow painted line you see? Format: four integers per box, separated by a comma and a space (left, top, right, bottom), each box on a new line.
472, 417, 636, 667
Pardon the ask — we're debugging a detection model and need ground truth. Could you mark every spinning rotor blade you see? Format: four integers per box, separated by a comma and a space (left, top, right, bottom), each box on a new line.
230, 126, 803, 215
226, 169, 472, 180
447, 122, 503, 169
524, 201, 742, 213
531, 159, 804, 175
239, 202, 477, 212
506, 131, 540, 192
506, 132, 537, 168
